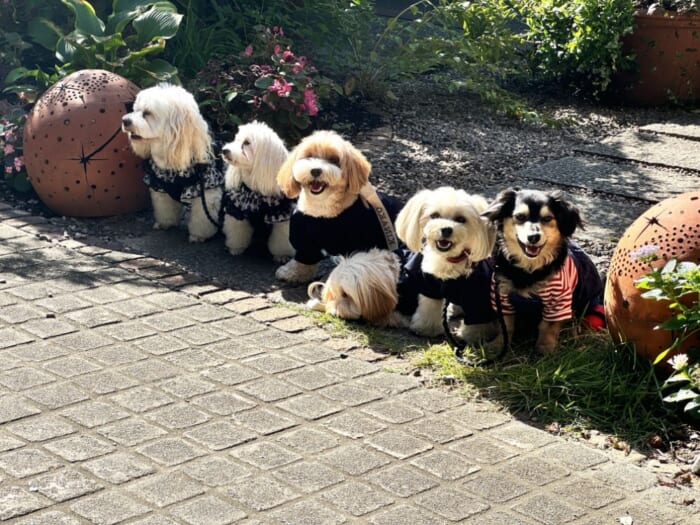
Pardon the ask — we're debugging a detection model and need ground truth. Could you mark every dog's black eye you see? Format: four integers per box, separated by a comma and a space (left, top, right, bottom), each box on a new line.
341, 291, 348, 298
514, 213, 528, 223
328, 155, 340, 166
142, 110, 151, 117
454, 215, 466, 224
541, 216, 554, 224
429, 212, 440, 219
242, 139, 250, 147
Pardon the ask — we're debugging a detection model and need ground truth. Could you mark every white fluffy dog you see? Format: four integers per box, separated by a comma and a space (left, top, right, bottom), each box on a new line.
121, 83, 223, 242
308, 187, 497, 338
275, 130, 403, 284
220, 121, 294, 261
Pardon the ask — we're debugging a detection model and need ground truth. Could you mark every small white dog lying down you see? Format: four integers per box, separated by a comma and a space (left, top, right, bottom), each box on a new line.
121, 83, 224, 242
220, 121, 295, 261
308, 187, 498, 339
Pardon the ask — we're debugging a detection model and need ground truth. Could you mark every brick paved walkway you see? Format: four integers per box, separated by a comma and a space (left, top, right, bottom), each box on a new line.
0, 203, 698, 524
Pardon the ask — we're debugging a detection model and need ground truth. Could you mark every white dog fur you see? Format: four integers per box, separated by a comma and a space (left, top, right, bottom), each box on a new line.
220, 121, 294, 261
395, 187, 495, 336
308, 187, 496, 338
122, 83, 222, 242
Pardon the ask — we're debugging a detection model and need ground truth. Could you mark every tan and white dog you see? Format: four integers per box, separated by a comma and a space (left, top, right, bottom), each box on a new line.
275, 130, 403, 284
481, 188, 604, 353
220, 121, 294, 261
121, 83, 223, 242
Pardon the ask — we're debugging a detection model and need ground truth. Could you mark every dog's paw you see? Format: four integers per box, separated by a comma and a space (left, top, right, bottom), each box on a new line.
409, 318, 443, 337
227, 246, 246, 257
275, 260, 317, 284
272, 253, 292, 264
188, 234, 207, 243
535, 339, 558, 354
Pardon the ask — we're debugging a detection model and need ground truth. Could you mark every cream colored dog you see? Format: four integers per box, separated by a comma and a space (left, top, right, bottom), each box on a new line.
308, 187, 497, 339
220, 121, 294, 261
121, 83, 223, 242
275, 130, 403, 284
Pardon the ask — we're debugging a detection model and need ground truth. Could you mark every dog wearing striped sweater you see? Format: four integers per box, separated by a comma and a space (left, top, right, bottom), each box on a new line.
481, 188, 604, 354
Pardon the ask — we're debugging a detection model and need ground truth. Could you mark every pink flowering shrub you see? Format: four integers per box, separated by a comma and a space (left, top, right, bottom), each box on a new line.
0, 107, 30, 192
191, 26, 338, 141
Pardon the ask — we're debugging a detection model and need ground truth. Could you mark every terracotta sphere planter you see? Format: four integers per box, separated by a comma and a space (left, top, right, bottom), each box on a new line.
618, 13, 700, 105
23, 69, 149, 217
605, 192, 700, 368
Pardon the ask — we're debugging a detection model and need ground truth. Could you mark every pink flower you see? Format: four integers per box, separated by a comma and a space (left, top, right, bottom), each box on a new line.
274, 45, 281, 55
5, 166, 12, 174
282, 49, 294, 62
4, 143, 15, 155
243, 44, 253, 57
273, 26, 284, 36
268, 78, 292, 97
14, 156, 24, 171
303, 87, 318, 116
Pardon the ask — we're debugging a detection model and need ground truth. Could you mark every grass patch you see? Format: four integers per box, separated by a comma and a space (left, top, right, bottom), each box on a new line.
414, 332, 679, 447
290, 303, 429, 357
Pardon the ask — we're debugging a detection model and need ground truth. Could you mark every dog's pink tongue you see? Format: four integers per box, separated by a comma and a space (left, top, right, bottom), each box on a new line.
526, 245, 540, 256
310, 181, 324, 192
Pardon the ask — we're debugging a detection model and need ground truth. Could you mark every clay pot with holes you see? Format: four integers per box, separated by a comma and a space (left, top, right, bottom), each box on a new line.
23, 69, 148, 217
604, 192, 700, 369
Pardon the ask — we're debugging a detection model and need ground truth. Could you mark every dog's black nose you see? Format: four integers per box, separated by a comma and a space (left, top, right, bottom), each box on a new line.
310, 168, 322, 178
222, 147, 231, 159
122, 116, 132, 127
441, 227, 453, 237
527, 233, 541, 244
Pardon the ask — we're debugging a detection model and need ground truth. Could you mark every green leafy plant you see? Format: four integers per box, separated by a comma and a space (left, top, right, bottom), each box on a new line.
0, 106, 31, 192
408, 0, 534, 119
518, 0, 636, 95
634, 247, 700, 419
190, 26, 339, 141
634, 0, 700, 13
4, 0, 183, 100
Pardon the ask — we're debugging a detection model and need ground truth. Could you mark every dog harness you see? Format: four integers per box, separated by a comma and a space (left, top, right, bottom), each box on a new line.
143, 157, 225, 203
221, 183, 294, 227
290, 192, 404, 265
490, 241, 603, 321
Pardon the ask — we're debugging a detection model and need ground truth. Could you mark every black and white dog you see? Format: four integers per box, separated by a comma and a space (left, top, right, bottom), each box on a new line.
481, 188, 604, 353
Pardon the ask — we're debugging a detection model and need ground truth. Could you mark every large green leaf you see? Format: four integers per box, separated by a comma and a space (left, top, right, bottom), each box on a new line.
107, 1, 177, 34
61, 0, 105, 36
132, 6, 182, 48
56, 37, 78, 64
136, 58, 178, 84
27, 18, 63, 51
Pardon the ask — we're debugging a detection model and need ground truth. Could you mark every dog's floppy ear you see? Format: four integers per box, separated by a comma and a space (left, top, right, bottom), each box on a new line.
354, 272, 398, 324
277, 147, 302, 198
548, 191, 583, 237
343, 143, 371, 195
481, 187, 517, 222
250, 126, 288, 195
395, 189, 432, 251
162, 97, 212, 171
463, 192, 497, 261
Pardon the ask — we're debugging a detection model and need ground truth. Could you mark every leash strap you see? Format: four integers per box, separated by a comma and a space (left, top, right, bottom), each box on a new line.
199, 177, 223, 230
359, 184, 399, 251
443, 277, 510, 367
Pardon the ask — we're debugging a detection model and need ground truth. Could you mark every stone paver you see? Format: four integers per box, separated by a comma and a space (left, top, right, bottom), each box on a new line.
1, 124, 700, 525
